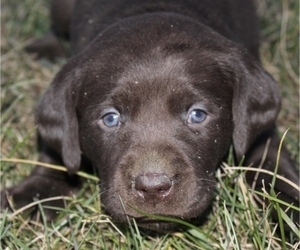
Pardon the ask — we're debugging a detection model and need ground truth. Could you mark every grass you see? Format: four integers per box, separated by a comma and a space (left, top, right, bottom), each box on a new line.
1, 0, 299, 249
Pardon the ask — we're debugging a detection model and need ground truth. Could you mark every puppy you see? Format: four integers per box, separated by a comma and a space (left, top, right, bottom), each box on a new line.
1, 0, 299, 231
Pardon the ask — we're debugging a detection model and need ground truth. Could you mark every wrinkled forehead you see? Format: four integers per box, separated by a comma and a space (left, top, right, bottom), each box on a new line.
119, 52, 188, 85
105, 52, 232, 114
78, 48, 234, 122
104, 54, 194, 114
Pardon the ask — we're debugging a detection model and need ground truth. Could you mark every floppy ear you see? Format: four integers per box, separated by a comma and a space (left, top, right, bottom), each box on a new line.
35, 66, 81, 173
231, 56, 281, 159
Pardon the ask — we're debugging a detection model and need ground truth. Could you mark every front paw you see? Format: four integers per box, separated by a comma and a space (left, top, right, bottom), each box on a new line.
1, 175, 78, 221
25, 32, 67, 61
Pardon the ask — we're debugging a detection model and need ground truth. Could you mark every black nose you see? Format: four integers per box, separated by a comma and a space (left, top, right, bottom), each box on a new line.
134, 173, 172, 203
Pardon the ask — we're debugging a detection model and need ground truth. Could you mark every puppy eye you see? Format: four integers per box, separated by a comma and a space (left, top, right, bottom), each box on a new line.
102, 112, 120, 127
187, 109, 207, 124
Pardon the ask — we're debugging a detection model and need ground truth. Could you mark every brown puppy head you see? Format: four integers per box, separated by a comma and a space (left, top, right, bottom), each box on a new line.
36, 13, 280, 230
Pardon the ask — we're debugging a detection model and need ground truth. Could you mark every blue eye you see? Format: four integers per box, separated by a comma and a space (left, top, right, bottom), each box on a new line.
187, 109, 207, 124
102, 112, 120, 127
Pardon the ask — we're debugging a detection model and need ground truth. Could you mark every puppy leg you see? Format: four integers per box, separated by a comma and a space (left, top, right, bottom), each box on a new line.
25, 32, 67, 61
245, 128, 299, 223
25, 0, 75, 60
1, 141, 82, 221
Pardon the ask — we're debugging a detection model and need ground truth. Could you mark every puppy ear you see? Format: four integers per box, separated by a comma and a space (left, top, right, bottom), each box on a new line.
231, 56, 281, 159
35, 67, 81, 173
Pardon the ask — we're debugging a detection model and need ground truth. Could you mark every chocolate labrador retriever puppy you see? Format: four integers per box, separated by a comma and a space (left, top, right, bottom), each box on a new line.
2, 0, 299, 230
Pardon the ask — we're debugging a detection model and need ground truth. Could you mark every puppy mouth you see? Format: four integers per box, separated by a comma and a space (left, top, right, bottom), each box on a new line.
120, 208, 205, 232
131, 217, 180, 232
103, 149, 215, 224
102, 177, 214, 230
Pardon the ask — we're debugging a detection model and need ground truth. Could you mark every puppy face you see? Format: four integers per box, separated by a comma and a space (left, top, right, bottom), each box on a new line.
36, 14, 280, 229
78, 51, 233, 225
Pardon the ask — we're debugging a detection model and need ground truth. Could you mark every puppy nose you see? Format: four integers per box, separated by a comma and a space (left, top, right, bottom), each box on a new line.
134, 173, 172, 203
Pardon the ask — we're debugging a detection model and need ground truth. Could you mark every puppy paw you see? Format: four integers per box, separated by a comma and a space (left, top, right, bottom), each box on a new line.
25, 32, 67, 61
1, 175, 79, 221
